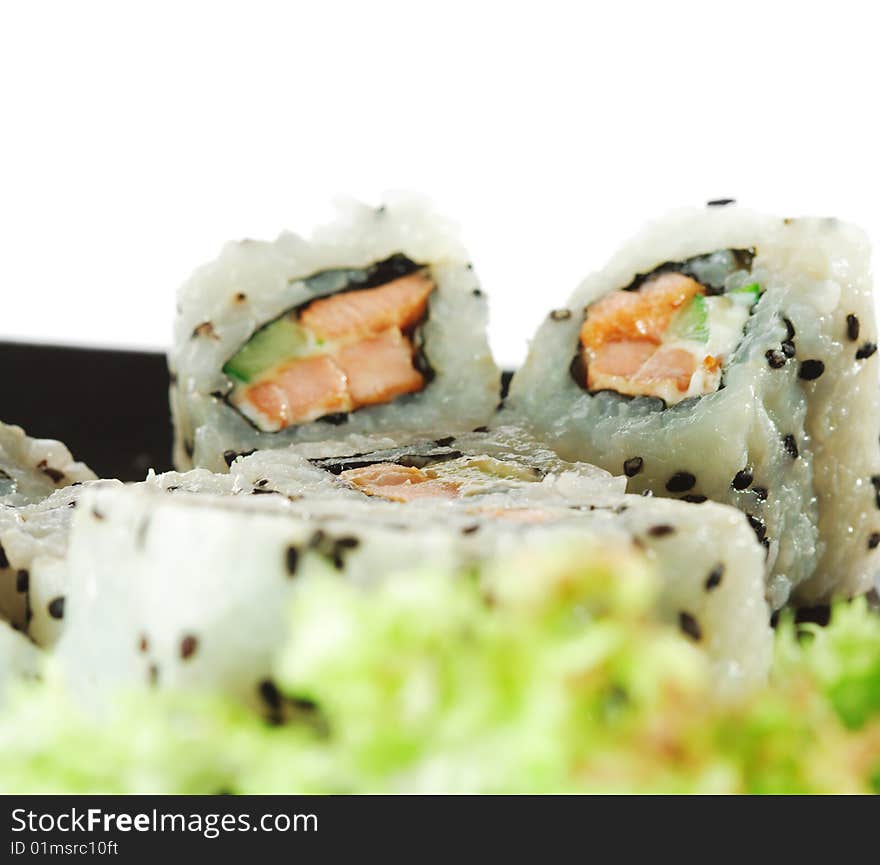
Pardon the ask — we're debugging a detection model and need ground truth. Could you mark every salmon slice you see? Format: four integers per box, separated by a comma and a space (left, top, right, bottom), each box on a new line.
581, 272, 703, 348
300, 271, 434, 341
340, 463, 460, 502
336, 328, 424, 407
245, 354, 351, 427
633, 346, 696, 392
587, 340, 656, 384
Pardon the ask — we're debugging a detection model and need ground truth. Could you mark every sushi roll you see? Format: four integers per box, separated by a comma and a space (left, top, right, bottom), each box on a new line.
57, 478, 771, 711
504, 206, 880, 607
170, 197, 501, 472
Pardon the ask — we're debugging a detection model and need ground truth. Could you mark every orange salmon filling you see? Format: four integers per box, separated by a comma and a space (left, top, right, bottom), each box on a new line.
578, 271, 732, 404
231, 270, 435, 431
339, 463, 461, 502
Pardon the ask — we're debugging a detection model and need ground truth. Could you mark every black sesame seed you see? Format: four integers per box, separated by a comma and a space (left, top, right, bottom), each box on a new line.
783, 434, 799, 459
285, 546, 300, 576
706, 198, 735, 207
747, 514, 766, 542
550, 308, 572, 321
256, 478, 269, 488
869, 533, 880, 550
704, 565, 724, 591
235, 292, 247, 303
665, 472, 696, 493
434, 436, 456, 447
251, 488, 278, 496
732, 468, 753, 490
783, 317, 796, 340
92, 507, 105, 520
766, 349, 787, 369
335, 536, 360, 550
623, 457, 644, 477
461, 524, 480, 535
15, 570, 29, 593
472, 288, 483, 297
856, 342, 877, 360
647, 524, 675, 538
47, 596, 65, 619
258, 679, 282, 710
781, 340, 796, 358
472, 426, 490, 433
180, 634, 198, 660
798, 359, 825, 381
752, 486, 769, 502
846, 314, 860, 341
678, 612, 702, 641
681, 494, 708, 504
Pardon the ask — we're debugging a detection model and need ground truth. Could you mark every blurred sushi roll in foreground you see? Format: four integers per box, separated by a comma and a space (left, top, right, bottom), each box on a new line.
504, 206, 880, 607
57, 478, 771, 711
0, 421, 96, 633
170, 197, 501, 473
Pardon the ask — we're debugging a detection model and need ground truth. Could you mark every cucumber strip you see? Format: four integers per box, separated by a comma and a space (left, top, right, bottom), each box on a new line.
223, 316, 315, 383
667, 294, 709, 343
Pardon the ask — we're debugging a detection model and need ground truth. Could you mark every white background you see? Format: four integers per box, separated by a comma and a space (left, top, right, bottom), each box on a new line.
1, 0, 878, 367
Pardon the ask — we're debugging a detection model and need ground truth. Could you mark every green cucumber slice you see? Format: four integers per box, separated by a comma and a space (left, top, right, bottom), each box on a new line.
223, 316, 315, 383
667, 294, 709, 343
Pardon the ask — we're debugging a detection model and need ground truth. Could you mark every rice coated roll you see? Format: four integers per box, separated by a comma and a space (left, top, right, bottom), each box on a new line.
504, 207, 880, 607
58, 478, 771, 709
170, 197, 501, 472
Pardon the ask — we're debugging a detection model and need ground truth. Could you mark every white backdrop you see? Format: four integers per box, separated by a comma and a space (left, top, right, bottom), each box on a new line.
1, 1, 878, 367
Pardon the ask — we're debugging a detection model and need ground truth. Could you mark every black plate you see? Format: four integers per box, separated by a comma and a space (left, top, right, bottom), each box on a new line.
0, 342, 174, 480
